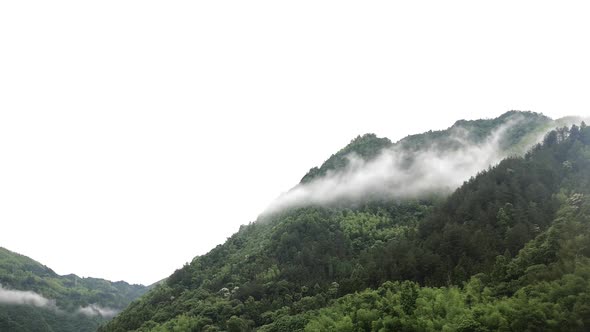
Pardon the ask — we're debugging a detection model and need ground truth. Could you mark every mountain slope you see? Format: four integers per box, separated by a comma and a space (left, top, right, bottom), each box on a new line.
300, 111, 553, 184
300, 133, 393, 183
0, 247, 148, 332
306, 192, 590, 331
102, 113, 589, 331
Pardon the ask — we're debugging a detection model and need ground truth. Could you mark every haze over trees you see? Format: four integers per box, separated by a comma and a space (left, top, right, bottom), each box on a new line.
97, 111, 590, 331
0, 247, 147, 332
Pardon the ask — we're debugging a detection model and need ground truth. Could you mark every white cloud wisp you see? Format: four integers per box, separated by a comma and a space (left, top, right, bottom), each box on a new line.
77, 304, 119, 318
263, 120, 524, 215
0, 284, 55, 309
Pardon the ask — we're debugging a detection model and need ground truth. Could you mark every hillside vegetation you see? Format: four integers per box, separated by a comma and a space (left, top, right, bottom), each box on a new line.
101, 112, 590, 331
0, 247, 147, 332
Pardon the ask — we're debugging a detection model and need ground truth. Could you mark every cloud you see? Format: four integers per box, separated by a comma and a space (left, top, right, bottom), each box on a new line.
77, 304, 119, 318
0, 284, 56, 309
263, 119, 525, 214
0, 284, 119, 318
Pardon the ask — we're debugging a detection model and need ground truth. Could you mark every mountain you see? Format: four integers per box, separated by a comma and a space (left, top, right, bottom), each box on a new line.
101, 112, 590, 331
300, 111, 554, 184
0, 247, 148, 332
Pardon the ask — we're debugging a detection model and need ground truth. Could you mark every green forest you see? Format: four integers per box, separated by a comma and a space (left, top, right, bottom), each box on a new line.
97, 113, 590, 331
0, 247, 147, 332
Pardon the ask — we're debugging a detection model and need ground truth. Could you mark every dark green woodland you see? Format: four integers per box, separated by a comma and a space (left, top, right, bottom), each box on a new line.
97, 112, 590, 331
4, 111, 589, 331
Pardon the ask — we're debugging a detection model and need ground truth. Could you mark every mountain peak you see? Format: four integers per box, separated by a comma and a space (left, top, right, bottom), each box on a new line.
300, 133, 392, 183
102, 122, 590, 332
301, 111, 555, 186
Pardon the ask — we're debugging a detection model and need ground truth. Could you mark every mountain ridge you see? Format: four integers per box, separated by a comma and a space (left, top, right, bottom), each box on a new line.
0, 246, 147, 332
101, 112, 590, 331
300, 111, 554, 185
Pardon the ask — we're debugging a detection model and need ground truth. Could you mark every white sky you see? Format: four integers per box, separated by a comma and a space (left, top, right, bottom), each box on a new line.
1, 1, 589, 285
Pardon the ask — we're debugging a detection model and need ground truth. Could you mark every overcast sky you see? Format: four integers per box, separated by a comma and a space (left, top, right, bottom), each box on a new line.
1, 1, 589, 285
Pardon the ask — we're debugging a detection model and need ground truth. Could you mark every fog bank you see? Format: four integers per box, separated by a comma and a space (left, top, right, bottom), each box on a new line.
0, 284, 55, 308
263, 121, 522, 214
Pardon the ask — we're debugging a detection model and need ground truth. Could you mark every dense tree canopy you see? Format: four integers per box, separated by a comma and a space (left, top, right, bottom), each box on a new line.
100, 116, 590, 331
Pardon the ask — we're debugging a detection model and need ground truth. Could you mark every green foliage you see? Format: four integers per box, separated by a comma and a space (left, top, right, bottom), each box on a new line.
301, 133, 392, 183
399, 111, 551, 153
102, 119, 590, 331
306, 194, 590, 332
0, 248, 147, 332
301, 111, 553, 184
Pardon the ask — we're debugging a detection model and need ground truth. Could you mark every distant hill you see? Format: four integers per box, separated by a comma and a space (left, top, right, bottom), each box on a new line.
100, 112, 590, 331
0, 247, 147, 332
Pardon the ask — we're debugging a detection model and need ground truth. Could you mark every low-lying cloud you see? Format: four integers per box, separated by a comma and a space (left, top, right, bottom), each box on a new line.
77, 304, 119, 318
0, 284, 119, 318
263, 120, 525, 214
0, 284, 55, 308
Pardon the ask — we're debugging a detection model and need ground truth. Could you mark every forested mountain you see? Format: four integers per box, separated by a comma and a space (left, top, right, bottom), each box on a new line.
101, 112, 590, 331
0, 247, 147, 332
301, 111, 555, 184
